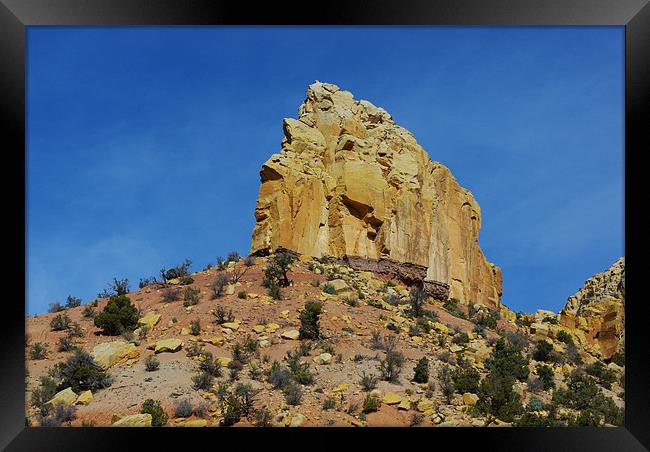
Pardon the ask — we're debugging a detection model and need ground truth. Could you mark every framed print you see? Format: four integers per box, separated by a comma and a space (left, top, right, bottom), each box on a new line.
2, 0, 648, 450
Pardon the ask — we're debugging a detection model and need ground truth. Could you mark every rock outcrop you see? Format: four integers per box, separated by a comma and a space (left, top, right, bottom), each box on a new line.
250, 81, 502, 308
559, 257, 625, 359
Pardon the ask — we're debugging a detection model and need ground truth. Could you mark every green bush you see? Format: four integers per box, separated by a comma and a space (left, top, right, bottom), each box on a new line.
160, 259, 192, 282
412, 357, 429, 384
284, 383, 303, 405
141, 399, 168, 427
285, 350, 314, 385
536, 364, 555, 390
29, 342, 49, 360
378, 349, 404, 383
221, 393, 243, 426
82, 305, 96, 319
487, 338, 530, 382
65, 295, 82, 309
31, 376, 58, 408
362, 394, 381, 413
263, 252, 295, 288
212, 306, 234, 325
477, 373, 523, 422
585, 361, 616, 389
408, 286, 427, 318
192, 370, 214, 390
144, 355, 160, 372
237, 291, 248, 299
452, 332, 470, 345
610, 351, 625, 367
211, 274, 230, 298
451, 367, 480, 394
438, 366, 455, 403
198, 352, 223, 377
323, 398, 337, 410
57, 336, 75, 352
322, 282, 336, 294
555, 330, 574, 346
299, 301, 323, 340
48, 302, 65, 313
513, 411, 556, 427
50, 313, 72, 331
97, 277, 130, 298
183, 287, 200, 306
51, 350, 112, 393
532, 341, 554, 362
174, 399, 193, 418
190, 319, 201, 336
93, 294, 139, 335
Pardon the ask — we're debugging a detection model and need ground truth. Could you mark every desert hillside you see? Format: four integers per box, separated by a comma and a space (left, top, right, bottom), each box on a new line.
25, 254, 624, 427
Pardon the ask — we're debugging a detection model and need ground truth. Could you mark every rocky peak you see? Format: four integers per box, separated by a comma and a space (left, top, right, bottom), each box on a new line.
251, 81, 502, 308
559, 257, 625, 359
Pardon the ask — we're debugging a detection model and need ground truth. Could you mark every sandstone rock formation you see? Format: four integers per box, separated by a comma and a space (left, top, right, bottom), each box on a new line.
559, 257, 625, 359
250, 81, 502, 308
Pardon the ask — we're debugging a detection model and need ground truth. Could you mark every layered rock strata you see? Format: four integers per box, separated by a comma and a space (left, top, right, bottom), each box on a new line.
251, 81, 502, 308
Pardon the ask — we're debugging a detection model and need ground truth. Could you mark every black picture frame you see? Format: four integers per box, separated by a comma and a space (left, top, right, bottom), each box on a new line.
2, 0, 648, 450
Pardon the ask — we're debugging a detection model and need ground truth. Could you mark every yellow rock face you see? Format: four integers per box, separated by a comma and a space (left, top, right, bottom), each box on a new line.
138, 312, 161, 329
559, 258, 624, 359
154, 338, 183, 353
91, 341, 140, 369
463, 393, 479, 406
75, 390, 93, 406
250, 81, 501, 308
112, 413, 152, 427
44, 387, 77, 409
383, 392, 402, 405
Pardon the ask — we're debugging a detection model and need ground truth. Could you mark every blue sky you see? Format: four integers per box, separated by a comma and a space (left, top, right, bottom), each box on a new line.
26, 26, 624, 316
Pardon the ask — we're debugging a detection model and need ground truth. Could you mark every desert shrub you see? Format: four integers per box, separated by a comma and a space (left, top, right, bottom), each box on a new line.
65, 295, 82, 309
210, 273, 230, 299
253, 408, 273, 427
370, 330, 383, 349
556, 330, 574, 346
474, 312, 497, 330
536, 364, 555, 390
220, 393, 243, 426
284, 383, 303, 405
248, 363, 263, 381
410, 412, 424, 426
48, 302, 65, 313
198, 352, 223, 377
29, 342, 49, 360
438, 365, 455, 403
268, 284, 282, 300
285, 350, 314, 385
141, 399, 168, 427
343, 297, 359, 307
190, 319, 201, 336
82, 305, 96, 319
194, 402, 209, 418
585, 361, 617, 389
50, 312, 72, 331
378, 349, 404, 383
514, 411, 556, 427
138, 276, 158, 288
144, 355, 160, 372
98, 277, 130, 298
412, 357, 429, 384
268, 361, 292, 389
408, 286, 427, 318
183, 287, 201, 307
532, 341, 554, 362
192, 370, 214, 390
67, 322, 84, 338
51, 350, 112, 393
235, 383, 256, 417
299, 301, 323, 340
452, 332, 469, 345
57, 335, 75, 352
137, 325, 149, 340
610, 351, 625, 367
477, 372, 523, 422
486, 338, 530, 382
212, 305, 235, 325
322, 283, 336, 295
526, 376, 544, 393
179, 275, 194, 285
263, 251, 295, 290
505, 331, 529, 351
31, 376, 58, 408
237, 291, 248, 299
360, 371, 379, 391
93, 294, 139, 335
243, 255, 255, 267
451, 367, 480, 394
566, 343, 583, 365
174, 399, 193, 418
362, 394, 381, 413
160, 259, 192, 282
443, 298, 467, 319
161, 287, 181, 303
323, 398, 337, 410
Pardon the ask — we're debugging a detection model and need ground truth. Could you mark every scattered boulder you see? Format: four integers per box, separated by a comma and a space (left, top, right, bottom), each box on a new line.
112, 413, 152, 427
75, 390, 93, 406
44, 387, 77, 409
154, 338, 183, 353
91, 341, 140, 369
138, 312, 161, 330
281, 330, 300, 340
463, 393, 479, 406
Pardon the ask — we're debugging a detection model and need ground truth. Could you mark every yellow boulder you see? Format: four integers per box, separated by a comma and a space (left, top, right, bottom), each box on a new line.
154, 338, 183, 353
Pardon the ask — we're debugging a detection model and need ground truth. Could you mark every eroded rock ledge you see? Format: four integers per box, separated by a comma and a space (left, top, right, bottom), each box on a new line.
333, 255, 450, 300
